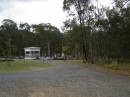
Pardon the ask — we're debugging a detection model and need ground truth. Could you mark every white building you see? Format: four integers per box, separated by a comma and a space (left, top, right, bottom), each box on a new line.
24, 47, 40, 59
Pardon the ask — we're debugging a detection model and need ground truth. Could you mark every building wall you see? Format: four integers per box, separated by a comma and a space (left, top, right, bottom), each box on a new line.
24, 47, 40, 59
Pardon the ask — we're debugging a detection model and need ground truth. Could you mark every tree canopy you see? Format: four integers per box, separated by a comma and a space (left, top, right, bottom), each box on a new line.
62, 0, 130, 63
0, 19, 62, 57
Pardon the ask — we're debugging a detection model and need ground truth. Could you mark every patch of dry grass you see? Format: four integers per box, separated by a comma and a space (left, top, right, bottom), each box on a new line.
63, 60, 130, 76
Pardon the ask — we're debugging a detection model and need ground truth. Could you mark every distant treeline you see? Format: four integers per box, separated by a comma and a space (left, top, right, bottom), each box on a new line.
0, 19, 62, 57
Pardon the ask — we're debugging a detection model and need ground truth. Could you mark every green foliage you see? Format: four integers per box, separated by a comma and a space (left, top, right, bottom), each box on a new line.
0, 20, 62, 57
32, 23, 62, 56
63, 0, 130, 63
63, 24, 82, 57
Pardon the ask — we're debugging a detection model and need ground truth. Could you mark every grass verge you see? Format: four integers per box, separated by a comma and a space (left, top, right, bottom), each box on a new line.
0, 59, 52, 72
65, 60, 130, 76
98, 63, 130, 76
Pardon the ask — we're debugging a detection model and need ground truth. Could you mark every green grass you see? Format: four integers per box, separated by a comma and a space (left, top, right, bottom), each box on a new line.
0, 59, 52, 72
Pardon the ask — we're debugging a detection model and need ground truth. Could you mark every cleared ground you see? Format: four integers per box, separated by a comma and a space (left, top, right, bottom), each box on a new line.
0, 60, 130, 97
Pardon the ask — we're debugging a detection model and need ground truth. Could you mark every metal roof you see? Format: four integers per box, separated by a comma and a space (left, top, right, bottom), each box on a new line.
24, 47, 40, 49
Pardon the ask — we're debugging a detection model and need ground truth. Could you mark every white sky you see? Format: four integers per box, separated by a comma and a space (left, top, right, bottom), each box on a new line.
0, 0, 67, 30
0, 0, 112, 31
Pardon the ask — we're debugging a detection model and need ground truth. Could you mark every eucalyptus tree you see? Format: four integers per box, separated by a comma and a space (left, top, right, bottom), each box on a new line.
19, 23, 31, 32
32, 23, 62, 57
63, 0, 93, 62
0, 19, 18, 57
94, 2, 130, 63
63, 22, 82, 58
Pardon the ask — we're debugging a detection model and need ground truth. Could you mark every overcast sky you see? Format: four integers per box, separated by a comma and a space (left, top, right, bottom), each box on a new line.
0, 0, 67, 30
0, 0, 112, 30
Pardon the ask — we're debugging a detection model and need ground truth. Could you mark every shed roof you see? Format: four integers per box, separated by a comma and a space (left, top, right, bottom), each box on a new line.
24, 47, 40, 49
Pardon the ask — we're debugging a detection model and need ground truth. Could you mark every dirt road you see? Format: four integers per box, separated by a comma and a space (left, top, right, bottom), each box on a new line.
0, 61, 129, 97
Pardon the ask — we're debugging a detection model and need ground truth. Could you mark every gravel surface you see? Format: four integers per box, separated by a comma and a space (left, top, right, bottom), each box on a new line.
0, 61, 130, 97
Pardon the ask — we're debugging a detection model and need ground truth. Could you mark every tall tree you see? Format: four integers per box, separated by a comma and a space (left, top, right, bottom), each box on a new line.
63, 0, 91, 62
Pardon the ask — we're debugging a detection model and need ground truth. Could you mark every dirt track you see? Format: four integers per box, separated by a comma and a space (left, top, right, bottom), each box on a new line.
0, 61, 130, 97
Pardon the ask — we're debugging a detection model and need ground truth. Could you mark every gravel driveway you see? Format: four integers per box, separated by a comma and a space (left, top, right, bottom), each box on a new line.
0, 60, 130, 97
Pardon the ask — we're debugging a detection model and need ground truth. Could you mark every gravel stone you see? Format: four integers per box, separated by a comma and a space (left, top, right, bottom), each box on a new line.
0, 61, 129, 97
